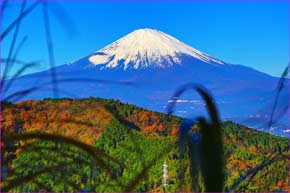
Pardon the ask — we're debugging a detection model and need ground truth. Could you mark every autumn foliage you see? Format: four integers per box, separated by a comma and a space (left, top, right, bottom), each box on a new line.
1, 98, 289, 192
2, 98, 181, 144
2, 99, 112, 144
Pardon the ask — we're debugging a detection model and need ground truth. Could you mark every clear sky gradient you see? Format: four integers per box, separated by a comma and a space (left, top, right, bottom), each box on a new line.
2, 0, 289, 77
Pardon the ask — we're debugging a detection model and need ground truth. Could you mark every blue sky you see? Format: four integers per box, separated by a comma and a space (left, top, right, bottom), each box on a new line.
2, 0, 289, 77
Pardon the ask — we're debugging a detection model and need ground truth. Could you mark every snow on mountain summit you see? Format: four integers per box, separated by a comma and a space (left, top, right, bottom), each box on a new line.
89, 28, 224, 69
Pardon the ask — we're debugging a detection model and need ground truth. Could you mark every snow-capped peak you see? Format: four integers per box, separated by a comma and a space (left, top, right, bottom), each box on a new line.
89, 28, 224, 69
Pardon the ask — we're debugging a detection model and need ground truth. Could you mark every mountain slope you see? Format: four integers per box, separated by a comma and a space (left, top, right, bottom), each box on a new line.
2, 28, 287, 136
2, 98, 289, 192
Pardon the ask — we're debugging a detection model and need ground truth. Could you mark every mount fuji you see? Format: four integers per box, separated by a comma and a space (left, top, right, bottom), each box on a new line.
88, 28, 225, 69
3, 28, 288, 136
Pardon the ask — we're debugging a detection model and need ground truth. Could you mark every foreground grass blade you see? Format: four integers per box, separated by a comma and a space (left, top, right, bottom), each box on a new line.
167, 83, 225, 192
5, 133, 123, 169
268, 65, 289, 128
1, 1, 40, 40
2, 0, 26, 83
2, 161, 75, 192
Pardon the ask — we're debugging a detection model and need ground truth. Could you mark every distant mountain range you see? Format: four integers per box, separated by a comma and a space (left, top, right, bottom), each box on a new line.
3, 28, 289, 136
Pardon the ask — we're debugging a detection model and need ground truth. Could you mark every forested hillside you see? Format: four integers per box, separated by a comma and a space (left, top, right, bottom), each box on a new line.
1, 98, 289, 192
